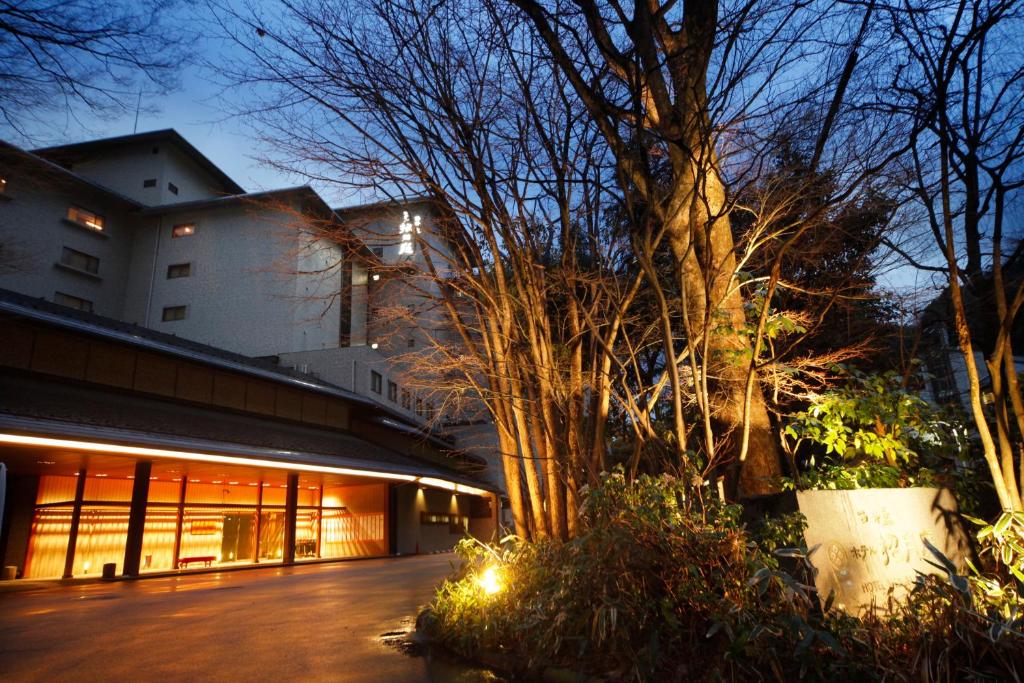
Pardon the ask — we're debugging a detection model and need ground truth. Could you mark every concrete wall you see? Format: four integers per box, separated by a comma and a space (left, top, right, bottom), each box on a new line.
392, 484, 490, 555
0, 168, 138, 318
66, 141, 229, 206
125, 203, 341, 357
278, 346, 428, 423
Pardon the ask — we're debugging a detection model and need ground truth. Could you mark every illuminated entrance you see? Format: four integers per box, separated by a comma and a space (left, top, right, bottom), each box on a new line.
22, 464, 392, 578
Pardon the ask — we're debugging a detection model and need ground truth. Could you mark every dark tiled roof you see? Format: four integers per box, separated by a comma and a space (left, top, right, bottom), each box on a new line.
141, 186, 332, 216
0, 373, 490, 488
0, 141, 142, 208
0, 287, 367, 404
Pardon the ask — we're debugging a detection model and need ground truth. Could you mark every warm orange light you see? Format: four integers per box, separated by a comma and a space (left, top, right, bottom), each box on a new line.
416, 477, 489, 497
0, 433, 418, 483
0, 433, 496, 496
477, 566, 502, 595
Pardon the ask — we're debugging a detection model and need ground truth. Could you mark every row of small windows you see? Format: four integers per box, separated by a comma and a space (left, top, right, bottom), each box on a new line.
54, 291, 92, 313
162, 305, 187, 322
64, 204, 196, 241
67, 206, 104, 232
142, 179, 179, 195
167, 262, 191, 279
59, 246, 99, 275
370, 370, 436, 419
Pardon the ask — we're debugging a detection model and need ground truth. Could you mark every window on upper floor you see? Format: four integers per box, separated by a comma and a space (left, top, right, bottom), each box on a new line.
387, 381, 398, 402
401, 388, 411, 410
143, 178, 157, 188
427, 403, 436, 420
172, 223, 195, 238
67, 206, 104, 232
371, 247, 384, 259
407, 337, 416, 348
59, 246, 99, 275
370, 370, 383, 394
168, 182, 179, 195
162, 305, 187, 322
415, 397, 424, 416
54, 291, 93, 313
167, 262, 191, 279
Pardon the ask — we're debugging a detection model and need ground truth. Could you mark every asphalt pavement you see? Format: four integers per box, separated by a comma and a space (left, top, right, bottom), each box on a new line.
0, 554, 499, 682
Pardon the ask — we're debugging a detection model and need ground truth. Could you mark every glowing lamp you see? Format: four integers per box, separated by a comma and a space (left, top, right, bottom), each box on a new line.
477, 566, 502, 595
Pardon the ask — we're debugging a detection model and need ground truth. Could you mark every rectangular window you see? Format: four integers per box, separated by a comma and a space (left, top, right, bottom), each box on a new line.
172, 223, 195, 238
427, 403, 436, 420
415, 397, 424, 416
401, 389, 411, 410
168, 182, 179, 195
167, 262, 191, 279
407, 337, 416, 348
67, 206, 104, 232
54, 291, 93, 312
162, 305, 187, 322
59, 246, 99, 275
143, 178, 157, 188
387, 381, 398, 402
370, 370, 382, 394
371, 247, 384, 258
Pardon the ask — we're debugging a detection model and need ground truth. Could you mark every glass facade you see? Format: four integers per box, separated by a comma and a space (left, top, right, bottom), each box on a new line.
22, 470, 392, 578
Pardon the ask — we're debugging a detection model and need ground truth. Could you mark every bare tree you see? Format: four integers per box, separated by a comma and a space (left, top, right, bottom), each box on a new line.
211, 0, 913, 536
0, 0, 188, 134
210, 0, 665, 538
506, 0, 904, 497
882, 0, 1024, 511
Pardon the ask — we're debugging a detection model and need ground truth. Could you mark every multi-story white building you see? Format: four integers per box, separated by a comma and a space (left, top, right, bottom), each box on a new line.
0, 130, 506, 580
0, 130, 495, 439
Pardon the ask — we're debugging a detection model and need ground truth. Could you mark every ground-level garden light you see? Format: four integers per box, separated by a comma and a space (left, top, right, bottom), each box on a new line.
476, 565, 502, 596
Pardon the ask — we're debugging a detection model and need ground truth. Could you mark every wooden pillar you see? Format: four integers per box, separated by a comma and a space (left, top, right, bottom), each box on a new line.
315, 484, 323, 559
491, 492, 501, 542
254, 480, 264, 563
172, 476, 186, 569
122, 461, 152, 576
62, 468, 87, 578
283, 473, 298, 565
387, 484, 397, 556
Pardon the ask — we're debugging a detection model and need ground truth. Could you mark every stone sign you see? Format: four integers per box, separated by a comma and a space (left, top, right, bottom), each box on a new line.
797, 487, 970, 616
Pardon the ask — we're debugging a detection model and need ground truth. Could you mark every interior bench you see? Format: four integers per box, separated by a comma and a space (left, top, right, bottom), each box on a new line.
177, 556, 216, 569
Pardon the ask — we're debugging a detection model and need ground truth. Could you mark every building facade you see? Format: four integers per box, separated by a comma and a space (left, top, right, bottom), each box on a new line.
0, 130, 503, 580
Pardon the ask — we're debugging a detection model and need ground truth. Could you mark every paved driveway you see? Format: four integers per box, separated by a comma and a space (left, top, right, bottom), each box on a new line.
0, 554, 494, 682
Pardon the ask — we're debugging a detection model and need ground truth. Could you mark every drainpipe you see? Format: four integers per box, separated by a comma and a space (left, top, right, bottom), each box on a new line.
144, 216, 163, 327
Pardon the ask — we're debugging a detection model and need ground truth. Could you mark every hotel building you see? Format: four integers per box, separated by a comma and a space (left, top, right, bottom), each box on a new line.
0, 131, 502, 580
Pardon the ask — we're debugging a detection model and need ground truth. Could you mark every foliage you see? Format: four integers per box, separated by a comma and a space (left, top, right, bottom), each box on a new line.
751, 511, 808, 559
783, 369, 967, 490
781, 462, 939, 491
421, 472, 1024, 680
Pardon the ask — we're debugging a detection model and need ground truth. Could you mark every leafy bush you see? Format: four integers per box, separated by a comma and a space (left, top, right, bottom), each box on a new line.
783, 369, 968, 491
420, 472, 1023, 681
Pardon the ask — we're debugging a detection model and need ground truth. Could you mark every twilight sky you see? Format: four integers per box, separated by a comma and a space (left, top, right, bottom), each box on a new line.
1, 20, 930, 295
2, 26, 300, 200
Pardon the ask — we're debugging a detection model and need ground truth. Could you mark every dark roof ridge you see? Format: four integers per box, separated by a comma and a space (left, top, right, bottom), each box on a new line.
0, 140, 142, 208
32, 129, 245, 196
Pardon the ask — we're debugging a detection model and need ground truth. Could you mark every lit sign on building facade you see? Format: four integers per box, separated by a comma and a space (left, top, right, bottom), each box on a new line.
398, 211, 422, 256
